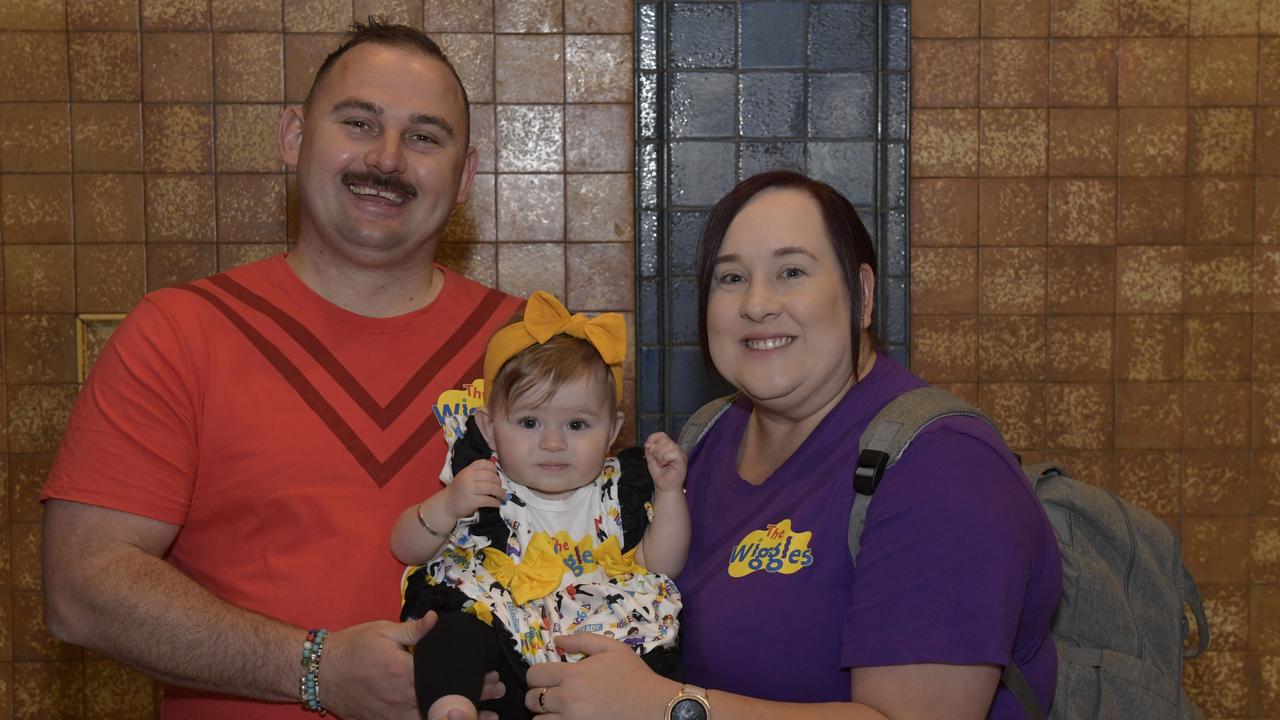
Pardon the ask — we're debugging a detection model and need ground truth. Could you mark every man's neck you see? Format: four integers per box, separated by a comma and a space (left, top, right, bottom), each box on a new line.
286, 243, 444, 318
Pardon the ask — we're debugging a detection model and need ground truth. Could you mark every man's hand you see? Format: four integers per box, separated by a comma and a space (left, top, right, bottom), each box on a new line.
643, 433, 687, 494
444, 459, 504, 520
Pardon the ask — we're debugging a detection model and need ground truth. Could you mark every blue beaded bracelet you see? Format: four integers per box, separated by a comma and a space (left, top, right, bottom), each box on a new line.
299, 628, 329, 715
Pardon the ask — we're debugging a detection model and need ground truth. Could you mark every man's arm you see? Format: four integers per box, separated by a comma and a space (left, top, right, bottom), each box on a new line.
42, 499, 436, 718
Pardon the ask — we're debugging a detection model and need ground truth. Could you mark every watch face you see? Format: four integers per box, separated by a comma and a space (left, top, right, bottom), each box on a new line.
671, 698, 708, 720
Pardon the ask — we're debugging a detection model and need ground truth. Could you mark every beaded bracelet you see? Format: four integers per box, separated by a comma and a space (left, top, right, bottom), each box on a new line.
299, 628, 329, 715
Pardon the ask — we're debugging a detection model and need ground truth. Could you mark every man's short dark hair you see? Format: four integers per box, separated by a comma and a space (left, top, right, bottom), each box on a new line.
304, 18, 471, 141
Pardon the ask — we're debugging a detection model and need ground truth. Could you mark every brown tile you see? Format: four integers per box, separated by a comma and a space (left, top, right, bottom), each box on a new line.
283, 0, 348, 31
1, 175, 72, 244
1118, 108, 1187, 176
911, 247, 978, 314
9, 453, 53, 523
497, 242, 564, 298
283, 33, 344, 103
5, 316, 76, 385
1046, 382, 1113, 449
566, 104, 631, 172
0, 0, 69, 29
1185, 651, 1251, 717
1183, 449, 1251, 516
1185, 382, 1250, 449
85, 659, 156, 720
1116, 314, 1183, 380
1052, 450, 1116, 489
1192, 584, 1245, 652
496, 105, 563, 172
565, 0, 628, 32
142, 0, 209, 29
6, 384, 78, 453
12, 659, 84, 717
69, 0, 139, 30
1265, 0, 1280, 32
79, 317, 122, 382
978, 315, 1045, 381
1263, 38, 1280, 106
69, 32, 141, 101
977, 383, 1046, 449
981, 0, 1050, 35
214, 33, 284, 102
1190, 107, 1254, 175
1260, 383, 1280, 449
15, 590, 82, 662
1046, 246, 1115, 314
1047, 179, 1116, 248
978, 179, 1047, 246
1118, 38, 1186, 106
567, 243, 633, 310
146, 243, 216, 289
495, 0, 563, 32
1259, 176, 1280, 245
495, 34, 564, 103
1258, 246, 1280, 313
11, 524, 41, 591
1114, 450, 1180, 516
142, 32, 213, 102
71, 102, 143, 172
915, 0, 981, 37
211, 0, 282, 30
566, 173, 633, 242
470, 104, 495, 172
1264, 654, 1280, 718
1188, 37, 1258, 107
217, 243, 284, 271
3, 245, 74, 313
566, 35, 631, 104
1047, 316, 1113, 381
980, 40, 1048, 107
0, 103, 71, 172
911, 109, 980, 177
1184, 517, 1250, 583
145, 174, 216, 243
354, 0, 422, 26
74, 174, 144, 244
1049, 39, 1117, 107
1114, 382, 1181, 448
497, 173, 563, 241
1185, 245, 1252, 313
434, 34, 493, 105
215, 104, 282, 173
980, 109, 1047, 177
216, 174, 285, 244
443, 172, 496, 243
912, 179, 978, 246
425, 0, 494, 32
1259, 516, 1280, 583
1185, 314, 1250, 381
1187, 178, 1253, 247
1120, 0, 1189, 34
1048, 109, 1116, 177
1259, 450, 1280, 514
1117, 246, 1183, 313
979, 247, 1046, 314
1259, 314, 1280, 380
76, 245, 145, 313
911, 315, 978, 382
1117, 177, 1185, 244
0, 31, 69, 102
436, 241, 496, 287
1255, 585, 1280, 653
143, 104, 213, 173
1260, 107, 1280, 175
1189, 0, 1258, 34
938, 382, 980, 406
912, 40, 979, 108
1051, 0, 1121, 35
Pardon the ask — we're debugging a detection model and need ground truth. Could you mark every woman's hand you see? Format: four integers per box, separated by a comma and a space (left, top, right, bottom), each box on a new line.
524, 634, 680, 719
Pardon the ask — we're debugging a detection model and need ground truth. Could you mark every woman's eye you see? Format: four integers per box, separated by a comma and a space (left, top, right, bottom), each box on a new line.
717, 272, 744, 285
782, 266, 806, 279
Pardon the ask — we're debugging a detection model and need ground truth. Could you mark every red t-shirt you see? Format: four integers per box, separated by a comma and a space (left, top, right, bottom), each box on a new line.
43, 255, 523, 718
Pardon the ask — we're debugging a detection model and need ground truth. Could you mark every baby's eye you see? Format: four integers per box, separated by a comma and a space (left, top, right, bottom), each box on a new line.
518, 417, 539, 430
567, 420, 589, 431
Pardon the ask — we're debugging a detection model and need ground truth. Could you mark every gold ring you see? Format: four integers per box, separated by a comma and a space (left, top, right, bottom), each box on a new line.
538, 687, 548, 710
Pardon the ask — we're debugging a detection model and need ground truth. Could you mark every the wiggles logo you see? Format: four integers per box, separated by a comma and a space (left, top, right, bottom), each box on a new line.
727, 519, 815, 578
433, 379, 485, 428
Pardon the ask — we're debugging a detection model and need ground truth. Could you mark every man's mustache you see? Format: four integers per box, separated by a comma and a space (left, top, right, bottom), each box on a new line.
340, 171, 418, 200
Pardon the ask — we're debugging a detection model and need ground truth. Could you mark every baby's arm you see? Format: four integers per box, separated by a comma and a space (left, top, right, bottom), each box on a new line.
634, 433, 690, 577
390, 459, 503, 565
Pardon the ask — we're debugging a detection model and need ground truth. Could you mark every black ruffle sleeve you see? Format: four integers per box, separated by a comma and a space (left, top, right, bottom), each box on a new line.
449, 415, 509, 555
615, 447, 655, 554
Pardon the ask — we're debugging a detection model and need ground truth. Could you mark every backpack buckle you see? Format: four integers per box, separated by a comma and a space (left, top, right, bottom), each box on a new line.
854, 450, 888, 496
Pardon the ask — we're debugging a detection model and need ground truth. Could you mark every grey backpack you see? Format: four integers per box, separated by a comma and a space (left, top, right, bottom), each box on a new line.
679, 386, 1210, 720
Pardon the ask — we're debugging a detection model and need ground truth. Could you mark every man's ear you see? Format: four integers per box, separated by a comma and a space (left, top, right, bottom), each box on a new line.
279, 105, 305, 170
473, 407, 497, 450
858, 263, 875, 330
454, 144, 479, 204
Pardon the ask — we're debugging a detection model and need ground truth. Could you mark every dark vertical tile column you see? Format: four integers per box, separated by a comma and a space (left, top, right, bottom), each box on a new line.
636, 1, 911, 438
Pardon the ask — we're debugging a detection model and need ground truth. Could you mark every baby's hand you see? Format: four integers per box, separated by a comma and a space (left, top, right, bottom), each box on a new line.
643, 432, 687, 493
445, 459, 503, 519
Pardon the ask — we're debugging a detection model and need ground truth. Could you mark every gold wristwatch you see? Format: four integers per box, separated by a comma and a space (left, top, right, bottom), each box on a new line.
664, 683, 711, 720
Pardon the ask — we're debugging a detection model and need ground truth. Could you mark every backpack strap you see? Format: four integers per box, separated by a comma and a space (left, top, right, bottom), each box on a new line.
1182, 565, 1211, 659
677, 393, 741, 454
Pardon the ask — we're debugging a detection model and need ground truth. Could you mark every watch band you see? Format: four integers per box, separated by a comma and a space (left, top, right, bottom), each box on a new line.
665, 683, 711, 720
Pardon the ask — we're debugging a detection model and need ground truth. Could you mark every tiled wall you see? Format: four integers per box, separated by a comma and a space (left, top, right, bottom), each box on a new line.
0, 0, 634, 715
910, 0, 1279, 715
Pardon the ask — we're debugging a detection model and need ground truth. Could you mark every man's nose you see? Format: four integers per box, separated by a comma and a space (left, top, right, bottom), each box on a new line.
365, 132, 406, 175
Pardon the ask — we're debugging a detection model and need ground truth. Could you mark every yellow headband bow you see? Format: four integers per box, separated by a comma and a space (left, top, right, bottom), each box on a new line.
484, 291, 626, 403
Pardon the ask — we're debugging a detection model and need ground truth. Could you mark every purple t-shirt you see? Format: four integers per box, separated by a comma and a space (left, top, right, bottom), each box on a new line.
677, 353, 1061, 717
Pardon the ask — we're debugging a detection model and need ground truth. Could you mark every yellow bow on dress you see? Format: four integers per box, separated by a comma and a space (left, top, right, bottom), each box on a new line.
484, 291, 626, 402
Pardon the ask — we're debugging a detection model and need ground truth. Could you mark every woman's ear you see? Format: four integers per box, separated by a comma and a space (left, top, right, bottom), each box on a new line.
858, 263, 875, 330
473, 407, 497, 450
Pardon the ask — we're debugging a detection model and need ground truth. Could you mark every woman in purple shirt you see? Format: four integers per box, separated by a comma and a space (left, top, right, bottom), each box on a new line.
524, 171, 1061, 720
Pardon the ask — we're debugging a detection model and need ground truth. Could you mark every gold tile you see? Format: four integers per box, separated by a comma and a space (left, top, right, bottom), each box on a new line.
69, 0, 139, 30
142, 32, 213, 102
567, 243, 633, 310
496, 105, 563, 172
910, 247, 978, 314
1116, 314, 1182, 380
1045, 382, 1113, 449
85, 660, 157, 720
1258, 246, 1280, 313
77, 314, 124, 382
979, 178, 1047, 246
1190, 107, 1255, 175
217, 174, 285, 244
977, 382, 1046, 449
146, 243, 217, 289
69, 32, 141, 101
566, 104, 631, 172
979, 39, 1048, 108
1188, 178, 1253, 246
7, 384, 79, 453
1047, 316, 1113, 381
1048, 109, 1117, 177
1051, 0, 1121, 35
1191, 585, 1246, 655
214, 33, 284, 102
1117, 177, 1185, 244
5, 315, 77, 385
495, 34, 564, 103
911, 178, 978, 246
1048, 178, 1116, 246
979, 109, 1047, 177
1114, 451, 1180, 516
217, 243, 284, 271
1114, 382, 1181, 448
443, 172, 496, 243
143, 104, 213, 173
1117, 107, 1187, 176
283, 33, 344, 103
142, 0, 209, 29
1260, 107, 1280, 175
436, 241, 496, 286
977, 315, 1045, 381
424, 0, 494, 32
1118, 38, 1186, 107
913, 0, 981, 37
436, 33, 495, 104
1258, 314, 1280, 380
353, 0, 423, 26
1188, 516, 1251, 581
145, 174, 216, 243
1189, 0, 1258, 34
565, 0, 629, 32
0, 103, 71, 172
1262, 176, 1280, 245
497, 243, 565, 298
1117, 246, 1184, 313
978, 247, 1046, 314
215, 104, 283, 172
283, 0, 349, 32
1259, 450, 1280, 515
981, 0, 1050, 35
566, 35, 631, 103
566, 173, 633, 242
1188, 37, 1258, 106
76, 245, 145, 313
1120, 0, 1189, 34
911, 109, 980, 177
211, 0, 283, 31
1, 175, 72, 244
911, 315, 978, 382
1259, 382, 1280, 449
1185, 652, 1251, 716
12, 659, 85, 717
1263, 38, 1280, 106
495, 0, 563, 33
1265, 0, 1280, 32
496, 174, 563, 241
1185, 382, 1251, 449
1046, 246, 1115, 314
9, 454, 53, 523
71, 102, 143, 172
912, 40, 979, 108
74, 174, 145, 244
0, 31, 69, 101
3, 245, 75, 313
1050, 38, 1117, 107
1185, 314, 1250, 381
1253, 586, 1280, 651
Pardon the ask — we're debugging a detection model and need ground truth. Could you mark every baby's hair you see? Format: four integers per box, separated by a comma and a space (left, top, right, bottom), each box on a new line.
487, 333, 617, 415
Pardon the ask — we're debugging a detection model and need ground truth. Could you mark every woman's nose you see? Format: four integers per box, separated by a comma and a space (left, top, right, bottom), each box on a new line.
740, 281, 780, 321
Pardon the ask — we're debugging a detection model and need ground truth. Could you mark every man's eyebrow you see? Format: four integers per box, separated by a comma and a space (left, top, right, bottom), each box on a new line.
331, 98, 382, 115
408, 113, 456, 139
